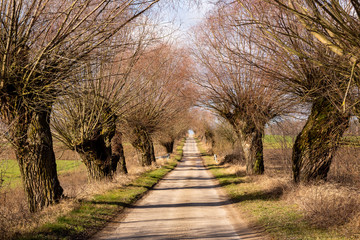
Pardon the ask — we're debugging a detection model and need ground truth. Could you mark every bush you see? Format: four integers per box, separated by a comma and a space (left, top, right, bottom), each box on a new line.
287, 183, 360, 228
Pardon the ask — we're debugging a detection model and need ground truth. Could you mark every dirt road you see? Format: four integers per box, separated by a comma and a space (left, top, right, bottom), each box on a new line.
93, 137, 264, 240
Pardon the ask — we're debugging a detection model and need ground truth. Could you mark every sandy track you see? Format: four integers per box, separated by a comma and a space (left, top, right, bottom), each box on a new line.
93, 137, 264, 240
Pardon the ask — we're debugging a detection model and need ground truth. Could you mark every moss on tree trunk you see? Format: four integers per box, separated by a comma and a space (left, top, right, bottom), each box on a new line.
14, 109, 63, 212
229, 116, 265, 175
75, 113, 119, 181
239, 129, 265, 175
292, 97, 349, 183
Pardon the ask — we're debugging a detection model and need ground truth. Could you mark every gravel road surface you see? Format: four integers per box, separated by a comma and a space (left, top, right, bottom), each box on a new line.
93, 137, 265, 240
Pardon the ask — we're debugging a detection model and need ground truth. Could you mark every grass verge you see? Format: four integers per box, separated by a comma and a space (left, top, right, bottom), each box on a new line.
15, 139, 185, 240
197, 140, 356, 240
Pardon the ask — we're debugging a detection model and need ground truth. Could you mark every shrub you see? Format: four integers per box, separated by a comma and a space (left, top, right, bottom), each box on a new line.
287, 183, 360, 228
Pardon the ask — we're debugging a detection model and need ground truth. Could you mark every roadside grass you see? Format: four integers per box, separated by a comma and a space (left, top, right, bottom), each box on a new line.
14, 139, 185, 240
0, 160, 84, 188
197, 141, 357, 240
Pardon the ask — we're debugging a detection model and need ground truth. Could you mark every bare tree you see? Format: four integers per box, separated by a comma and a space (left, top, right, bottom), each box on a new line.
52, 65, 128, 181
51, 19, 157, 181
0, 0, 160, 212
157, 117, 190, 153
265, 0, 360, 114
234, 0, 352, 182
191, 5, 289, 174
123, 44, 193, 166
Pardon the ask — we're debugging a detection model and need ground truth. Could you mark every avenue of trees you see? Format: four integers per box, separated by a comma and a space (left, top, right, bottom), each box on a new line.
0, 0, 193, 212
193, 0, 359, 183
1, 0, 359, 214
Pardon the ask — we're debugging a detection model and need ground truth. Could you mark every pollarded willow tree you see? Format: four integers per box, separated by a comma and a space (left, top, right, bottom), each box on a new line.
0, 0, 161, 212
156, 116, 190, 154
268, 0, 360, 74
266, 0, 360, 113
192, 4, 289, 175
123, 44, 193, 166
51, 19, 155, 181
155, 76, 196, 154
52, 64, 128, 181
235, 0, 353, 182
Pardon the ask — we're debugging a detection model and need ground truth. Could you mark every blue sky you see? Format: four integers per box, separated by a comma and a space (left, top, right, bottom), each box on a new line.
157, 1, 214, 43
174, 2, 213, 32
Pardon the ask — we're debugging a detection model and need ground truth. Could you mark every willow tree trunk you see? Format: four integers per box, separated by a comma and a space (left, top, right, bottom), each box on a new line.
76, 135, 116, 181
239, 129, 265, 175
292, 98, 349, 183
132, 127, 156, 166
161, 141, 174, 154
150, 141, 156, 164
13, 109, 63, 212
111, 131, 127, 174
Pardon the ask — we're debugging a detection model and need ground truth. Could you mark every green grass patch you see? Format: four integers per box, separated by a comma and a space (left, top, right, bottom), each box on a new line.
15, 139, 185, 240
197, 140, 350, 240
0, 160, 84, 188
263, 135, 294, 149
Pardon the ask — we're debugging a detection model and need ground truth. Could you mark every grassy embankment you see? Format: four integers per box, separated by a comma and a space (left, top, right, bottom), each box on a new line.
197, 139, 359, 240
14, 139, 185, 240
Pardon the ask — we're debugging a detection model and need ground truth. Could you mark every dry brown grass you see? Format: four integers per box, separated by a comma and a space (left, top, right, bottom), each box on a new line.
263, 145, 360, 235
0, 191, 78, 240
205, 130, 360, 236
285, 183, 360, 228
330, 147, 360, 186
225, 163, 360, 237
220, 137, 360, 235
0, 141, 169, 240
225, 164, 247, 177
264, 148, 292, 178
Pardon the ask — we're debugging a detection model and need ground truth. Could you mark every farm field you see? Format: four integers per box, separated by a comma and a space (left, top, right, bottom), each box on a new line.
0, 134, 294, 189
263, 135, 294, 149
0, 159, 84, 188
263, 135, 360, 149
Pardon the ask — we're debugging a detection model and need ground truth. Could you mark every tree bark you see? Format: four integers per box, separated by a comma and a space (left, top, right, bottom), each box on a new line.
76, 135, 116, 181
132, 127, 156, 166
13, 109, 63, 212
75, 112, 118, 181
111, 131, 128, 174
239, 129, 265, 175
150, 141, 156, 163
161, 141, 174, 154
292, 97, 349, 183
